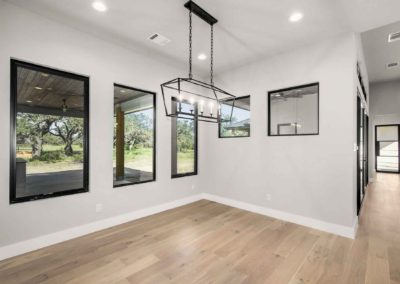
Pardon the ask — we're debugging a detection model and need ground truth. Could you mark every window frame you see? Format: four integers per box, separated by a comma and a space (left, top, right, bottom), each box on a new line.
374, 124, 400, 174
112, 83, 157, 188
267, 82, 319, 137
218, 95, 251, 139
171, 99, 198, 179
10, 59, 90, 204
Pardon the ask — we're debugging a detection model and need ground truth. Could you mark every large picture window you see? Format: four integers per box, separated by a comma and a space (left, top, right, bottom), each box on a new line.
171, 100, 198, 177
10, 60, 89, 203
268, 83, 319, 136
219, 95, 250, 138
113, 84, 156, 187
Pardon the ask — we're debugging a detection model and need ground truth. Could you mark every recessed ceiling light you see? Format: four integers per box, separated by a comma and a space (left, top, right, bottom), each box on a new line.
41, 73, 49, 77
198, 53, 207, 60
34, 86, 43, 90
26, 100, 32, 103
120, 90, 126, 93
92, 1, 107, 12
289, 12, 303, 23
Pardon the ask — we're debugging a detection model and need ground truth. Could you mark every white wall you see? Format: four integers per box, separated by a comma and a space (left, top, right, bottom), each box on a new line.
0, 1, 362, 253
369, 80, 400, 176
201, 33, 358, 228
0, 2, 203, 247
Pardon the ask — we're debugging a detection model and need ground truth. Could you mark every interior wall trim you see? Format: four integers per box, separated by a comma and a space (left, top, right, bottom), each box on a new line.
201, 193, 358, 239
0, 194, 203, 261
0, 193, 358, 261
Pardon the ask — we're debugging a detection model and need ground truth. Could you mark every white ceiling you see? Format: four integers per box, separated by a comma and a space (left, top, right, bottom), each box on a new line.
6, 0, 400, 75
362, 21, 400, 83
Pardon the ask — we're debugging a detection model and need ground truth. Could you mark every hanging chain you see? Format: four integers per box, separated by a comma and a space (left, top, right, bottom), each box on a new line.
188, 10, 193, 79
210, 25, 214, 85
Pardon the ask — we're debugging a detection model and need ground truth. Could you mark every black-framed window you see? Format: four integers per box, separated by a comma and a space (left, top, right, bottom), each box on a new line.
171, 100, 198, 178
219, 95, 250, 138
113, 84, 156, 187
268, 83, 319, 136
10, 59, 89, 203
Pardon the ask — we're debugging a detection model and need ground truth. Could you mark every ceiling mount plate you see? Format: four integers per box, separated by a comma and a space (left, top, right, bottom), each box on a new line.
184, 1, 218, 25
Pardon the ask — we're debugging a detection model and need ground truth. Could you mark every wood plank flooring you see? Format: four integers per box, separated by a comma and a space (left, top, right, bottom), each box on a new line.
0, 173, 399, 283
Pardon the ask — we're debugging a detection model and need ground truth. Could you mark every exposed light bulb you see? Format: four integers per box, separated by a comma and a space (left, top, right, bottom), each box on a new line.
199, 100, 204, 113
209, 102, 214, 115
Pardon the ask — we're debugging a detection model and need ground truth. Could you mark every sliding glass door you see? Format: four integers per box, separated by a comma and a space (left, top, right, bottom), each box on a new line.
375, 125, 400, 173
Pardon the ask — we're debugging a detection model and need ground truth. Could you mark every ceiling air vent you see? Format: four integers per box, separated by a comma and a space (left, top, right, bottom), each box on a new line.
147, 33, 171, 46
388, 31, 400, 43
387, 62, 399, 69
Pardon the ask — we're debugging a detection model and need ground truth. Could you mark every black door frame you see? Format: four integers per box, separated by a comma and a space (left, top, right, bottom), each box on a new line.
357, 96, 369, 215
356, 97, 361, 214
375, 124, 400, 174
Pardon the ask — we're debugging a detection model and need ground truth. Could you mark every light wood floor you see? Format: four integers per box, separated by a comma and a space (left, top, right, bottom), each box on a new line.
1, 173, 399, 284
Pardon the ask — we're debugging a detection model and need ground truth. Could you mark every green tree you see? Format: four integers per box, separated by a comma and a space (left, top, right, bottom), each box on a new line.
16, 113, 57, 158
177, 119, 194, 152
50, 117, 83, 156
124, 112, 152, 149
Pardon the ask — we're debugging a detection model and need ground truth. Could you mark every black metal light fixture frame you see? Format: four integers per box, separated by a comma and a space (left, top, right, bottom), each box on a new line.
161, 0, 237, 123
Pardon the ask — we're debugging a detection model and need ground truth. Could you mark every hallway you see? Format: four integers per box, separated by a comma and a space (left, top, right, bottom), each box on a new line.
355, 173, 400, 283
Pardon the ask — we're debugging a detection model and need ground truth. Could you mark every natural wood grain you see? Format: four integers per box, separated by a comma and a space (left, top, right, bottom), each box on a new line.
17, 67, 84, 111
1, 173, 399, 284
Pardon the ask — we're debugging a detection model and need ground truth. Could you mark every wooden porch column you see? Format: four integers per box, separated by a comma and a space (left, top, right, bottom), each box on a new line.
116, 107, 125, 180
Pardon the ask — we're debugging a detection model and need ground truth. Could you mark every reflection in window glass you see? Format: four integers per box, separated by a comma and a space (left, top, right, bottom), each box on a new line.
11, 60, 89, 203
113, 85, 155, 187
269, 83, 319, 136
376, 125, 399, 172
172, 101, 197, 177
219, 96, 250, 138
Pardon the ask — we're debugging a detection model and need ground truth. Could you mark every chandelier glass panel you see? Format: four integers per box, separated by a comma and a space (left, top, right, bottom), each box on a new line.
161, 0, 237, 123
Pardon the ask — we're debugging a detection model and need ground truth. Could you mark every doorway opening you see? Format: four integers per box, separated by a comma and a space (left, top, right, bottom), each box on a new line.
375, 124, 400, 173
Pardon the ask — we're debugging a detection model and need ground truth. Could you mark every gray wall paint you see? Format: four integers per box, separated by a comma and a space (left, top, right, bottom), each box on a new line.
369, 80, 400, 177
0, 1, 361, 249
0, 2, 203, 247
200, 34, 358, 228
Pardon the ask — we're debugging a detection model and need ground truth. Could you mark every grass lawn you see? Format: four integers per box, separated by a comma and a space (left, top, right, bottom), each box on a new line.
113, 147, 195, 174
18, 144, 195, 175
17, 144, 83, 174
177, 150, 195, 174
113, 147, 154, 172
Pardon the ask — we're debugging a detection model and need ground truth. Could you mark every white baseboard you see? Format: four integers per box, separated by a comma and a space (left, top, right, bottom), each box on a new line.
0, 193, 358, 261
0, 194, 203, 261
201, 193, 357, 239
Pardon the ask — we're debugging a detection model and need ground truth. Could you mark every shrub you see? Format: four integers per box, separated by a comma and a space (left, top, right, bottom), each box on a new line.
72, 152, 84, 163
30, 150, 63, 162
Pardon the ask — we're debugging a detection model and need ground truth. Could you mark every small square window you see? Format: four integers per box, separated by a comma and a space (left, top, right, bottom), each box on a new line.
219, 95, 250, 138
268, 83, 319, 136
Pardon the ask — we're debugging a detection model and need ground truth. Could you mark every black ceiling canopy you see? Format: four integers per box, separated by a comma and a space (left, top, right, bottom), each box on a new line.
184, 0, 218, 25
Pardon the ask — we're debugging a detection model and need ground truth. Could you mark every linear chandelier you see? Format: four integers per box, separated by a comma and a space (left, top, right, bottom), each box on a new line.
161, 0, 237, 123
